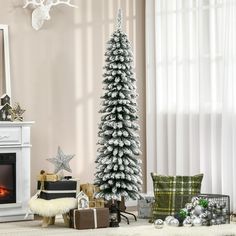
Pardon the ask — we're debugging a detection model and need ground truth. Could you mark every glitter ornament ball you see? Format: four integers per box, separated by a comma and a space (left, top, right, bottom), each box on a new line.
192, 217, 202, 227
183, 217, 192, 227
165, 216, 175, 225
154, 219, 164, 229
194, 205, 204, 216
170, 218, 179, 227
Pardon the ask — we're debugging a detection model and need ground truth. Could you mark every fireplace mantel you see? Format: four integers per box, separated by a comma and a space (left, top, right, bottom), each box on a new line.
0, 121, 34, 222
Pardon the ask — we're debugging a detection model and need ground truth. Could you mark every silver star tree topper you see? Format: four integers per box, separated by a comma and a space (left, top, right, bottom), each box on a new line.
46, 146, 75, 173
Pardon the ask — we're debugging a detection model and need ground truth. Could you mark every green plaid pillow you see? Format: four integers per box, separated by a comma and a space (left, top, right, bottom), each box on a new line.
151, 173, 203, 221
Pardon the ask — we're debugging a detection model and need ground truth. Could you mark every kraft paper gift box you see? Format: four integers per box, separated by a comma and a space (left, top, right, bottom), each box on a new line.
69, 208, 109, 230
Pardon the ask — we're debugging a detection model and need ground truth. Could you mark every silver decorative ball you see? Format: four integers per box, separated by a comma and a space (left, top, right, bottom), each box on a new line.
215, 209, 222, 215
219, 202, 226, 209
222, 208, 227, 216
206, 210, 212, 219
169, 218, 179, 227
201, 219, 209, 226
212, 213, 217, 219
199, 212, 208, 219
183, 217, 192, 227
215, 218, 221, 225
191, 196, 199, 203
194, 205, 204, 216
192, 217, 202, 226
164, 216, 175, 225
154, 219, 164, 229
193, 200, 199, 207
185, 203, 193, 211
210, 219, 216, 225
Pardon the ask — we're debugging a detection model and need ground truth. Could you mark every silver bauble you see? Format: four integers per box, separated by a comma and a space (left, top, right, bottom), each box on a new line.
193, 200, 199, 207
208, 200, 215, 208
215, 218, 221, 225
210, 219, 216, 225
154, 219, 164, 229
183, 217, 192, 227
212, 213, 217, 219
191, 196, 199, 203
192, 217, 202, 226
201, 219, 209, 226
199, 212, 208, 219
185, 203, 193, 211
194, 205, 204, 216
222, 208, 227, 216
215, 209, 222, 215
219, 202, 226, 209
164, 216, 175, 225
169, 218, 179, 227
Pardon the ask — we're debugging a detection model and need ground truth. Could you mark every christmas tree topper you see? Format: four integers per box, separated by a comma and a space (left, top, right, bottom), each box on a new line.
116, 8, 123, 30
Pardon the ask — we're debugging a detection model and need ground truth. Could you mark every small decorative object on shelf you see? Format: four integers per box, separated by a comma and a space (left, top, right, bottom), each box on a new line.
46, 146, 75, 175
109, 201, 119, 227
77, 191, 89, 209
1, 94, 10, 105
9, 103, 26, 121
0, 94, 12, 121
154, 219, 164, 229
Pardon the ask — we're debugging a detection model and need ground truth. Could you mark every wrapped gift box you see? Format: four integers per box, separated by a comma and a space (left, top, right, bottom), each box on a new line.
69, 208, 109, 230
80, 183, 105, 208
37, 179, 80, 200
37, 173, 58, 182
138, 194, 155, 219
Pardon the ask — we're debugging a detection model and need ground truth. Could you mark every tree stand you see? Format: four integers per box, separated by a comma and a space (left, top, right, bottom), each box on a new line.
117, 197, 137, 225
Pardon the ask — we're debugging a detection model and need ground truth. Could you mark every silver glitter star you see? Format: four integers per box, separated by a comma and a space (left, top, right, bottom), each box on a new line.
46, 146, 75, 173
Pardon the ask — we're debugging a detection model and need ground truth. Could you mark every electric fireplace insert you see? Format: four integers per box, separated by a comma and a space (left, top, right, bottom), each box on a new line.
0, 153, 16, 204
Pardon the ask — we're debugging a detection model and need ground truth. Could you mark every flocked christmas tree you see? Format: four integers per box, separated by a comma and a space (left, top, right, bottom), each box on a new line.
94, 9, 142, 201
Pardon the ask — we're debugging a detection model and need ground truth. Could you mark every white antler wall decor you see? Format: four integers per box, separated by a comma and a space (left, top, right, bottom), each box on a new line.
23, 0, 77, 30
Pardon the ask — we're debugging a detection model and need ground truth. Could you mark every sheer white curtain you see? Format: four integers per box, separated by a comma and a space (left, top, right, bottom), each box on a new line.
146, 0, 236, 211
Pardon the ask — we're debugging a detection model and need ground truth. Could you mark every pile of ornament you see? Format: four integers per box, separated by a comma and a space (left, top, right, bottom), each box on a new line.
154, 196, 228, 229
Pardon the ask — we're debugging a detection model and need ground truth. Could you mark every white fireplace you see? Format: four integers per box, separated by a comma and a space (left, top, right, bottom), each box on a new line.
0, 121, 34, 222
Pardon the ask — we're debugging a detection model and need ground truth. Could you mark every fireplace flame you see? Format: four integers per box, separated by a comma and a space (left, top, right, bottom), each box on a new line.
0, 185, 10, 198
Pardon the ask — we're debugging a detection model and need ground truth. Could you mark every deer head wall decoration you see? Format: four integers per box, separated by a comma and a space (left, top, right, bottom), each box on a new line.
23, 0, 77, 30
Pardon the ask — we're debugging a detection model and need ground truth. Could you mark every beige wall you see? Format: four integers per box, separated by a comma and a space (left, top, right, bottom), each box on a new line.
0, 0, 146, 195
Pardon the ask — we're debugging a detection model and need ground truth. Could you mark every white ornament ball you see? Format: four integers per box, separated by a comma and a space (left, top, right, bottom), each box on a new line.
194, 205, 204, 216
183, 217, 192, 227
164, 216, 175, 225
154, 219, 164, 229
185, 203, 193, 211
169, 218, 179, 227
192, 217, 202, 227
210, 219, 216, 225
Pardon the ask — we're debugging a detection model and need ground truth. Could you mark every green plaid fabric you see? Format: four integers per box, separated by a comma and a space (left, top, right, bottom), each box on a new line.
151, 173, 203, 221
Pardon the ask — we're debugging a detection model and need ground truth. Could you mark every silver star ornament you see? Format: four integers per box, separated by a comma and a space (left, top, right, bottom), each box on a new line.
46, 146, 75, 173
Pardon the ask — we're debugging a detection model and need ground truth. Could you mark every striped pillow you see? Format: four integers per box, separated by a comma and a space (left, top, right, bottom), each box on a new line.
151, 173, 203, 220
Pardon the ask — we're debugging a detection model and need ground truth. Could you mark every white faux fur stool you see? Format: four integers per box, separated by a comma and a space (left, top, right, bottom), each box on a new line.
29, 197, 77, 227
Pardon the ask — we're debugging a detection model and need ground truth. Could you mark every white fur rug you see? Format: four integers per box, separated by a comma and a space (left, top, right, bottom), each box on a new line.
0, 218, 236, 236
29, 197, 77, 217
